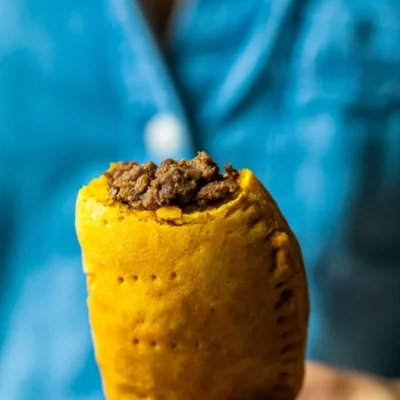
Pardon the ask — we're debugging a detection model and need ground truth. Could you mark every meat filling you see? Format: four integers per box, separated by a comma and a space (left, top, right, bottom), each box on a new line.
105, 152, 239, 210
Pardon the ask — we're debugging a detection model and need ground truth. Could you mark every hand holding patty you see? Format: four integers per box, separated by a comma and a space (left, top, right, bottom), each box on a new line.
299, 362, 400, 400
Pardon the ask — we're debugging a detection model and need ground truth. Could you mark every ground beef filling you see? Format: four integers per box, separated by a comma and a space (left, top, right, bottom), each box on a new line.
105, 152, 240, 210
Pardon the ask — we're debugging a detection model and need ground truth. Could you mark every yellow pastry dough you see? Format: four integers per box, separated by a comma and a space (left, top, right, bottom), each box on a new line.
75, 167, 309, 400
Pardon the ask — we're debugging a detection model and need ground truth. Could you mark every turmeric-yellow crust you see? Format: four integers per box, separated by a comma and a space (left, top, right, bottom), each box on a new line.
75, 168, 309, 400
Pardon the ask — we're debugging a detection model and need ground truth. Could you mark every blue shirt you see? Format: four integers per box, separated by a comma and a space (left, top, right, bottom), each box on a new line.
0, 0, 399, 398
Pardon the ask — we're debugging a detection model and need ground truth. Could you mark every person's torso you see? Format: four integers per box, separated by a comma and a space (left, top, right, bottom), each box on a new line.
0, 0, 399, 398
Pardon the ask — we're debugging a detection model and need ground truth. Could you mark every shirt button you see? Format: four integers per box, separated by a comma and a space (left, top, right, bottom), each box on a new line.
144, 113, 186, 160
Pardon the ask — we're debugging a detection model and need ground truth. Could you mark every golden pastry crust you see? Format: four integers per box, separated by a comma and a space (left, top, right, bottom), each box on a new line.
75, 168, 309, 400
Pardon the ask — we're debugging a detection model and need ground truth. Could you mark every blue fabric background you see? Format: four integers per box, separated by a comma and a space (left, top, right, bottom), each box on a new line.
0, 0, 399, 398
